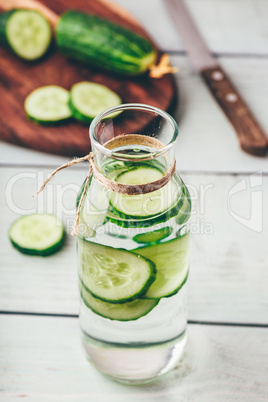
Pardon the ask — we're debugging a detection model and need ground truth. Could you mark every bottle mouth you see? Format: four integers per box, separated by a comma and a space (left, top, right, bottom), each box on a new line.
89, 103, 178, 161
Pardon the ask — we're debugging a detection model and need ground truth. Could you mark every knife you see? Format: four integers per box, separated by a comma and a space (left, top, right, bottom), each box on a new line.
164, 0, 268, 156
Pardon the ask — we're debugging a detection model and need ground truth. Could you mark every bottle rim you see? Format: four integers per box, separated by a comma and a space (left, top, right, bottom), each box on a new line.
89, 103, 178, 161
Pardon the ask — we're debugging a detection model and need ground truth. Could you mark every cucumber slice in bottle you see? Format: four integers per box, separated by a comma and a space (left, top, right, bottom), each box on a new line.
80, 179, 109, 237
24, 85, 72, 124
8, 214, 65, 256
80, 282, 159, 321
133, 232, 190, 298
110, 166, 180, 218
69, 81, 121, 124
3, 10, 52, 60
175, 182, 191, 225
78, 238, 156, 303
133, 227, 173, 244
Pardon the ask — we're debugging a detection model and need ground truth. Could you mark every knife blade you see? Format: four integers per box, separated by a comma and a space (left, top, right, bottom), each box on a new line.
164, 0, 268, 156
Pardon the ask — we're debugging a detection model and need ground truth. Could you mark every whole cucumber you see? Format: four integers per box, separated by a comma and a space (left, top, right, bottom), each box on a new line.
56, 10, 157, 76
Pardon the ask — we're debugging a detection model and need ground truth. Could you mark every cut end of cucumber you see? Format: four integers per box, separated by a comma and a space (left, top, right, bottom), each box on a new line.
6, 10, 52, 60
70, 81, 122, 124
9, 214, 65, 256
24, 86, 72, 123
139, 50, 157, 74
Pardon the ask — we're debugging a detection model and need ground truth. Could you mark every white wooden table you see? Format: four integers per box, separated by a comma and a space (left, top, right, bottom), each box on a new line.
1, 1, 268, 400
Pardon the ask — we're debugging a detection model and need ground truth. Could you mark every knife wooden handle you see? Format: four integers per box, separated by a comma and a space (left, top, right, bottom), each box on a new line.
201, 66, 268, 156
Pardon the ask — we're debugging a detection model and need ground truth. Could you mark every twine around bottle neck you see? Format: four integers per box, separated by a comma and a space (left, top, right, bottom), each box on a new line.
35, 134, 176, 236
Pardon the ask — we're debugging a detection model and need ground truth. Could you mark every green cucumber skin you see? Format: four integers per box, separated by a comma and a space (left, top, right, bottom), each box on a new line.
0, 11, 14, 48
76, 175, 93, 209
103, 160, 165, 176
68, 99, 92, 124
107, 176, 190, 229
8, 214, 65, 257
79, 250, 156, 304
9, 235, 65, 256
176, 180, 191, 225
133, 233, 189, 299
133, 226, 173, 244
107, 196, 184, 229
80, 282, 159, 321
142, 270, 188, 300
56, 11, 157, 76
8, 228, 65, 257
0, 9, 51, 61
26, 113, 72, 126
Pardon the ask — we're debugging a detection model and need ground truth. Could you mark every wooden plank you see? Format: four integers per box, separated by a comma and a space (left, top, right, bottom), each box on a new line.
0, 167, 80, 315
173, 55, 268, 173
0, 314, 267, 401
1, 55, 268, 172
1, 0, 267, 56
118, 0, 268, 55
1, 167, 267, 324
187, 173, 268, 324
0, 0, 176, 157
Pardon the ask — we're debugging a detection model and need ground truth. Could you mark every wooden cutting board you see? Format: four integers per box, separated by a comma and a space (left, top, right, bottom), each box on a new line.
0, 0, 177, 157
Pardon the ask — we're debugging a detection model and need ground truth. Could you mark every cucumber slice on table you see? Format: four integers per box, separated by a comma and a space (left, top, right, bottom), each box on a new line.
69, 81, 121, 124
110, 166, 181, 218
80, 282, 158, 321
24, 86, 72, 124
78, 238, 156, 303
133, 227, 173, 244
133, 232, 190, 299
0, 10, 51, 60
9, 214, 65, 256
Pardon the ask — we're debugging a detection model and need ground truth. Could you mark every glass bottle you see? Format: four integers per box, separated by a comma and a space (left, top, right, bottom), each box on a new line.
77, 104, 191, 384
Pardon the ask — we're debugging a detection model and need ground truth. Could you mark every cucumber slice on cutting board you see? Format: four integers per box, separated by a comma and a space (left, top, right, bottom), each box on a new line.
0, 10, 52, 60
80, 282, 158, 321
69, 81, 121, 124
24, 86, 72, 124
133, 227, 172, 244
78, 238, 156, 303
133, 232, 190, 298
110, 166, 181, 218
9, 214, 65, 256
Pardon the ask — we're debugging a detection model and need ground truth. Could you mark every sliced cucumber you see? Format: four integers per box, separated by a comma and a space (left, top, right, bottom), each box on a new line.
69, 81, 121, 124
133, 232, 190, 298
102, 160, 128, 179
175, 182, 191, 225
80, 179, 109, 237
133, 227, 172, 244
110, 166, 181, 218
78, 238, 156, 303
1, 10, 52, 60
9, 214, 65, 256
24, 85, 72, 124
80, 282, 158, 321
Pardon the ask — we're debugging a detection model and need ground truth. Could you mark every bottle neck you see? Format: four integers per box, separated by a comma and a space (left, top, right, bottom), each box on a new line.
92, 134, 176, 180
